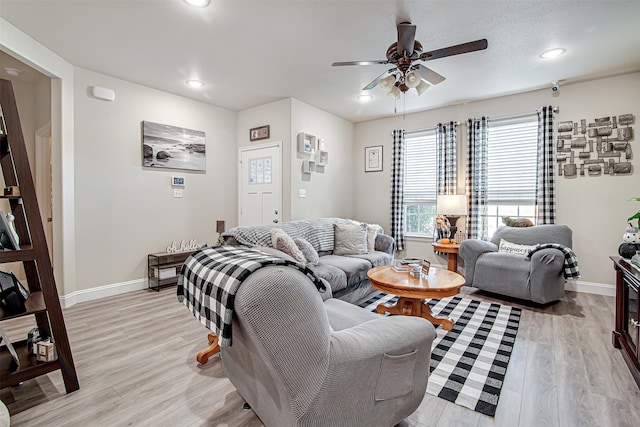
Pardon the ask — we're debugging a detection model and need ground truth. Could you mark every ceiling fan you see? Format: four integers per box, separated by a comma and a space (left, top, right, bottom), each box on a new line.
332, 22, 488, 98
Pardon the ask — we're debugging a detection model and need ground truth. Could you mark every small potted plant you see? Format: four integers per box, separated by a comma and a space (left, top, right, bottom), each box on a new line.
628, 197, 640, 228
619, 198, 640, 258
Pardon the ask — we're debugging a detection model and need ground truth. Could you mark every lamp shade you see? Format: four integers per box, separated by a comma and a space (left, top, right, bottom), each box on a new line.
437, 194, 468, 215
379, 75, 396, 90
415, 79, 430, 95
387, 85, 401, 99
404, 71, 421, 88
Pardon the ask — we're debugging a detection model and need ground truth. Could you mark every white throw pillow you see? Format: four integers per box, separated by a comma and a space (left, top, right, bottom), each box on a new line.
366, 223, 384, 252
271, 228, 306, 264
333, 223, 368, 256
498, 238, 536, 256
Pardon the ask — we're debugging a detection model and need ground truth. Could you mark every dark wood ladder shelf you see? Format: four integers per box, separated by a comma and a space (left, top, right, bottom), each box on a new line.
0, 79, 79, 393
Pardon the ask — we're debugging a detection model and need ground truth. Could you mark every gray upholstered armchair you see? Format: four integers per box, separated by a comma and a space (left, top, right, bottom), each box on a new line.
221, 265, 436, 427
459, 225, 573, 304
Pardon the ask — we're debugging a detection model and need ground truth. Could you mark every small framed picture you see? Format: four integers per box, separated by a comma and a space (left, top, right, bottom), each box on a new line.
172, 176, 185, 187
250, 125, 270, 141
421, 259, 431, 276
365, 145, 383, 172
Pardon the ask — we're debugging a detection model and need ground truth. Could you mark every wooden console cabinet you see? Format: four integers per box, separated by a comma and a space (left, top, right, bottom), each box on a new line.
611, 256, 640, 388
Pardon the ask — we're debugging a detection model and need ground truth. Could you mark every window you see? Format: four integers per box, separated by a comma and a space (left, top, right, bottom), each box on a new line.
403, 129, 437, 236
486, 115, 538, 236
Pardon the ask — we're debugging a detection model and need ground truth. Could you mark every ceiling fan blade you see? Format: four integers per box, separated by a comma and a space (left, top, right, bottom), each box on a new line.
420, 39, 488, 61
397, 22, 416, 56
362, 69, 396, 90
414, 64, 446, 85
332, 60, 389, 66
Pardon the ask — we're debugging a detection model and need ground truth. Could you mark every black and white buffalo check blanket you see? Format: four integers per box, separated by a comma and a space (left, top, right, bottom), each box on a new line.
526, 243, 580, 279
177, 245, 326, 347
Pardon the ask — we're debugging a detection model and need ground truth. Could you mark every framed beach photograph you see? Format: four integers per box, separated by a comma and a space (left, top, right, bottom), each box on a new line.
365, 145, 383, 172
142, 121, 206, 171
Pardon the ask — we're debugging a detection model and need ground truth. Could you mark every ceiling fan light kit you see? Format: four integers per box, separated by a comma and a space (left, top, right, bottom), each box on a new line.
332, 21, 488, 101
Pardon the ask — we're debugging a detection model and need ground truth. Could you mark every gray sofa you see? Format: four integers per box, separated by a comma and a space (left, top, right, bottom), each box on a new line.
221, 264, 436, 426
459, 225, 573, 304
222, 218, 395, 303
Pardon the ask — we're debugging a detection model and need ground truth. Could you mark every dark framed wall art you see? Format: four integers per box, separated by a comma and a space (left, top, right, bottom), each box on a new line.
365, 145, 383, 172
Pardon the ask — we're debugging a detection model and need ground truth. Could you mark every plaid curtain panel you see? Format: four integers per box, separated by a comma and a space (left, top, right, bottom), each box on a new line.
390, 129, 406, 250
536, 106, 556, 224
466, 117, 489, 240
437, 121, 457, 195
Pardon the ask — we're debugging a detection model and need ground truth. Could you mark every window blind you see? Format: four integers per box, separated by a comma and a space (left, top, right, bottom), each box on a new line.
404, 129, 437, 203
487, 115, 538, 203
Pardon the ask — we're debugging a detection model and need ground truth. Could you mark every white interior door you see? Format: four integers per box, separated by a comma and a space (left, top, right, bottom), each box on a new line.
239, 143, 282, 226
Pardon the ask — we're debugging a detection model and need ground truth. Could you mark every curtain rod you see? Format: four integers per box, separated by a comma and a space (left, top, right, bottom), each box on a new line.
389, 121, 461, 136
388, 106, 559, 135
486, 106, 560, 123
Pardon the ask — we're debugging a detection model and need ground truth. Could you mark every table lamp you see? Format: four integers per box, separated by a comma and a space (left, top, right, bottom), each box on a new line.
436, 194, 468, 239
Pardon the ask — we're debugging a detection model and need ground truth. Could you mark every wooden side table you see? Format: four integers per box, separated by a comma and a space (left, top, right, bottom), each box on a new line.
431, 241, 461, 272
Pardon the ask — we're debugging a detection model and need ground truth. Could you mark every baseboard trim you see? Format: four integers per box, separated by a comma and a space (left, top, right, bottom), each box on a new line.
60, 278, 148, 308
58, 277, 615, 308
566, 280, 615, 297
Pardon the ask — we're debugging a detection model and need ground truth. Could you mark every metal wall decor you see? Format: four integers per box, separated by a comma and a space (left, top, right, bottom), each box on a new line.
556, 114, 635, 178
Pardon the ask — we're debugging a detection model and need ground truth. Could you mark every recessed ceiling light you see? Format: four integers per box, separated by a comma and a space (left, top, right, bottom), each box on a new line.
540, 48, 566, 59
357, 94, 372, 102
186, 80, 204, 88
183, 0, 210, 7
4, 67, 22, 77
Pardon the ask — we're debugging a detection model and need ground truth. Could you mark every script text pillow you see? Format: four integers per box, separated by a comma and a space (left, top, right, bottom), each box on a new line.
271, 228, 306, 264
498, 238, 536, 256
333, 223, 368, 256
294, 238, 320, 266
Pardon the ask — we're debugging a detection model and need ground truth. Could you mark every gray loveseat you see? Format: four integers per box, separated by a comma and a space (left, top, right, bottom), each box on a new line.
222, 264, 435, 426
459, 224, 573, 304
222, 218, 395, 303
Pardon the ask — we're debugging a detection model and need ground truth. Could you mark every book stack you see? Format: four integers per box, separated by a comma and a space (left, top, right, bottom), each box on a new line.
392, 257, 420, 272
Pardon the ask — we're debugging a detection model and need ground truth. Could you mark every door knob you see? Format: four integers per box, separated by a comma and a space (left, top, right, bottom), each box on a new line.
274, 210, 279, 215
273, 219, 279, 223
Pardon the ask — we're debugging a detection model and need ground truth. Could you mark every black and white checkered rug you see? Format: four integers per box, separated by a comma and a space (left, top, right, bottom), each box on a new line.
359, 292, 521, 417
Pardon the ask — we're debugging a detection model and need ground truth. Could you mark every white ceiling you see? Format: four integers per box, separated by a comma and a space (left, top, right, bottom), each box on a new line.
1, 0, 639, 123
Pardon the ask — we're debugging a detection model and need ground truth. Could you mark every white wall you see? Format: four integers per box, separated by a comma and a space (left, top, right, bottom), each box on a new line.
73, 67, 237, 291
290, 99, 354, 220
237, 97, 355, 222
237, 98, 292, 221
354, 72, 640, 286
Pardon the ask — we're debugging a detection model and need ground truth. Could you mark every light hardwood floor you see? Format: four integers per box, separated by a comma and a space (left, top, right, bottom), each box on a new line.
1, 286, 639, 426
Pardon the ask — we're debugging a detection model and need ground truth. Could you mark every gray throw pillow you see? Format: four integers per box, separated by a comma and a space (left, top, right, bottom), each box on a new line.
333, 223, 368, 256
294, 238, 320, 265
271, 228, 306, 264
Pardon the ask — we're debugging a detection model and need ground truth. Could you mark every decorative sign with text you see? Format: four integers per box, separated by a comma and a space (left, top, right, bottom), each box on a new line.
166, 239, 202, 253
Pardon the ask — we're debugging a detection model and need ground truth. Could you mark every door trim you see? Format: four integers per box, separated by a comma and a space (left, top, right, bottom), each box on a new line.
238, 141, 282, 226
35, 122, 53, 261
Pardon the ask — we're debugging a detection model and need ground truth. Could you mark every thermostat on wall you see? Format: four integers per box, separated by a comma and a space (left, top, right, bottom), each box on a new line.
172, 176, 185, 187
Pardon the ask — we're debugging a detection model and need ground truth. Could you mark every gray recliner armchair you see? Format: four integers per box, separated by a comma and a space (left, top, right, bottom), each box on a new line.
459, 224, 573, 304
221, 265, 436, 427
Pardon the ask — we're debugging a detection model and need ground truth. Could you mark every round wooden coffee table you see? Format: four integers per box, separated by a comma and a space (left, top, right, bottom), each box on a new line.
367, 265, 465, 330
